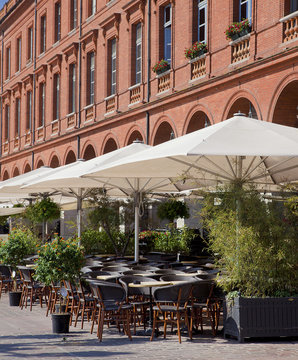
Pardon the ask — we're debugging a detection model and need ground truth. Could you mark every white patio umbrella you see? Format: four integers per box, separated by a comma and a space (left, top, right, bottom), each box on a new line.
80, 114, 298, 260
22, 141, 153, 244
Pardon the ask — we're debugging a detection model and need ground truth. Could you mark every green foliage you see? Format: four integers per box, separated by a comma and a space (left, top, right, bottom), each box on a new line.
24, 198, 60, 224
140, 226, 194, 254
0, 227, 37, 270
201, 183, 298, 297
157, 200, 190, 223
81, 228, 134, 255
34, 236, 85, 286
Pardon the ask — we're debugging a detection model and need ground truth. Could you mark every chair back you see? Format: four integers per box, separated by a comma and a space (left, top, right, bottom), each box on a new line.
191, 281, 214, 303
153, 283, 192, 305
119, 275, 158, 296
0, 265, 12, 278
160, 275, 198, 282
96, 282, 126, 305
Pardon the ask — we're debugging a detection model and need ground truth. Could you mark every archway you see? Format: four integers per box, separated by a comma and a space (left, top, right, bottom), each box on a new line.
127, 130, 144, 145
65, 150, 76, 164
83, 144, 96, 160
2, 171, 9, 181
24, 164, 31, 173
272, 81, 298, 128
50, 155, 60, 168
226, 98, 258, 119
186, 111, 211, 134
36, 160, 44, 169
153, 122, 174, 145
12, 168, 20, 177
103, 138, 118, 154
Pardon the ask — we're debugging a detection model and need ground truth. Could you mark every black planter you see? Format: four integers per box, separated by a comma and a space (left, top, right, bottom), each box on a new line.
239, 27, 251, 37
230, 33, 240, 41
156, 65, 170, 75
52, 313, 71, 333
224, 296, 298, 342
9, 291, 22, 306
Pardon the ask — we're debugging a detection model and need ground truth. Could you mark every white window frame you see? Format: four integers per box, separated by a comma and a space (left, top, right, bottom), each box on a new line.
135, 23, 142, 85
163, 4, 172, 64
41, 15, 46, 54
198, 0, 207, 44
28, 27, 33, 61
239, 0, 252, 22
17, 37, 22, 72
69, 63, 76, 113
40, 82, 45, 126
71, 0, 78, 30
55, 2, 61, 42
16, 98, 21, 137
53, 73, 60, 120
111, 38, 117, 95
27, 90, 32, 130
88, 52, 95, 105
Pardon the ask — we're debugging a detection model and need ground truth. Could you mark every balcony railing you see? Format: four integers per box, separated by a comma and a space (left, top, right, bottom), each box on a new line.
280, 11, 298, 42
85, 104, 94, 122
25, 132, 31, 146
66, 112, 76, 129
36, 127, 44, 141
157, 71, 171, 93
231, 35, 250, 63
129, 84, 141, 104
190, 56, 206, 80
105, 95, 116, 113
3, 141, 8, 153
14, 137, 19, 149
51, 120, 59, 135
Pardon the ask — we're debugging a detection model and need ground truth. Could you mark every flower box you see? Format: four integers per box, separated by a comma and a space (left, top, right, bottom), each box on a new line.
185, 42, 207, 60
152, 59, 170, 75
225, 19, 251, 40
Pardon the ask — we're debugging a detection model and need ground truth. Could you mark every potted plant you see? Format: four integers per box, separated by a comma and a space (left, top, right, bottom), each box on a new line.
34, 235, 85, 333
225, 19, 251, 40
184, 41, 207, 60
152, 59, 170, 75
201, 183, 298, 342
0, 227, 37, 306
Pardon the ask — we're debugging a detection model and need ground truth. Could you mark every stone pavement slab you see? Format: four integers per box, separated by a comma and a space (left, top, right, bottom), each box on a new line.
0, 293, 297, 360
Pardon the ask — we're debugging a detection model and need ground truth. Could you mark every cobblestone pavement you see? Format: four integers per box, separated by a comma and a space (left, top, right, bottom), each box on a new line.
0, 293, 297, 360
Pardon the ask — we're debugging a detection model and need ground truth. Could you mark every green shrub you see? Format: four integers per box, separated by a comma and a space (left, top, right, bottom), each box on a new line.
157, 200, 189, 224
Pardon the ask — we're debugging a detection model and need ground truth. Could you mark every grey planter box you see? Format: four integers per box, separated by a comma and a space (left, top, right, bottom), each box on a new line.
223, 296, 298, 342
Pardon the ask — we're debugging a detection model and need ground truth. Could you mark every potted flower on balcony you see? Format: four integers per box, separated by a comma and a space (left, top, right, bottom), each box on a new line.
34, 235, 85, 333
0, 228, 37, 306
152, 59, 170, 75
225, 19, 251, 40
201, 183, 298, 342
184, 41, 207, 60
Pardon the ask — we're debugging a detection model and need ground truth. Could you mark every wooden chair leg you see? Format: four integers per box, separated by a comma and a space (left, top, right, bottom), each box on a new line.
150, 310, 157, 341
177, 312, 181, 343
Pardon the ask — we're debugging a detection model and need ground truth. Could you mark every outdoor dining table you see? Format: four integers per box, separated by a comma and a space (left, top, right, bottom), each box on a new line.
128, 281, 171, 335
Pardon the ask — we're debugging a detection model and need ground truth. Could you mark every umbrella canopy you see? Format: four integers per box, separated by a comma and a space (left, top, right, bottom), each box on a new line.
22, 141, 153, 242
82, 115, 298, 190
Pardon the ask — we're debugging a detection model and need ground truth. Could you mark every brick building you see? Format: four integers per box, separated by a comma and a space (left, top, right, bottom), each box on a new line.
0, 0, 297, 180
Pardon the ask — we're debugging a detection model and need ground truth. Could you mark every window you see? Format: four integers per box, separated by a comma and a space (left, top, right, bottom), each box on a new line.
4, 105, 10, 140
110, 38, 117, 95
197, 0, 207, 43
39, 82, 45, 127
6, 47, 10, 79
70, 0, 78, 31
69, 63, 76, 113
163, 5, 172, 64
15, 98, 21, 136
26, 91, 32, 130
87, 52, 95, 105
55, 2, 61, 43
88, 0, 96, 17
239, 0, 251, 21
40, 15, 46, 54
134, 23, 142, 85
27, 27, 33, 61
16, 37, 22, 72
53, 73, 60, 120
291, 0, 298, 12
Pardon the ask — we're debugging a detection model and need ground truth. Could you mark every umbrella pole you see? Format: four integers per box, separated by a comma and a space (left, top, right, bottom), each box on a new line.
134, 192, 140, 263
77, 191, 82, 246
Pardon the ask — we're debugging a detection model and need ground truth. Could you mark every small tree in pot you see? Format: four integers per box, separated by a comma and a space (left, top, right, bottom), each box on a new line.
34, 235, 85, 333
0, 227, 37, 306
201, 183, 298, 342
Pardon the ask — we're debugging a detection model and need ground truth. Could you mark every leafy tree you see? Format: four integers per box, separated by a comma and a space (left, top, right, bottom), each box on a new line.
157, 199, 189, 225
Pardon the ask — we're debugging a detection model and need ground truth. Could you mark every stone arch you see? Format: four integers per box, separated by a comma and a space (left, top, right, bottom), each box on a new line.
36, 159, 45, 169
24, 163, 31, 173
269, 76, 298, 128
49, 154, 60, 168
185, 111, 211, 134
126, 129, 145, 145
2, 170, 9, 181
82, 144, 97, 160
102, 137, 118, 154
65, 149, 77, 164
12, 167, 20, 177
222, 91, 262, 121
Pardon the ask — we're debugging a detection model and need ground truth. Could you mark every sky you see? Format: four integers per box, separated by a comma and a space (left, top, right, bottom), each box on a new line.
0, 1, 7, 10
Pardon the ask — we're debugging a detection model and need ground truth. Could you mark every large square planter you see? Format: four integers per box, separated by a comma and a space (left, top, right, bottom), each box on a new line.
223, 296, 298, 342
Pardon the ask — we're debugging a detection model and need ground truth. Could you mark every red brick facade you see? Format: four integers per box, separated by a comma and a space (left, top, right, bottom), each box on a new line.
0, 0, 297, 179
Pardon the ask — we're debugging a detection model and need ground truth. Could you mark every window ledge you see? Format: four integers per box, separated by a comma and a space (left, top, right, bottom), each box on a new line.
66, 111, 75, 118
104, 94, 116, 101
156, 88, 170, 96
280, 10, 298, 22
229, 33, 250, 46
128, 83, 141, 91
156, 69, 171, 79
188, 53, 207, 64
84, 103, 94, 110
68, 28, 77, 36
104, 110, 115, 116
53, 41, 60, 48
86, 14, 95, 23
51, 119, 59, 124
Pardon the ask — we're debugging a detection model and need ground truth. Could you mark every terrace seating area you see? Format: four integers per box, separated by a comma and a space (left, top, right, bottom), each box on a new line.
0, 254, 224, 343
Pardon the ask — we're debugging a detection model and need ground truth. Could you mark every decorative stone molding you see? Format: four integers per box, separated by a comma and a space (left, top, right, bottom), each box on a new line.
99, 13, 121, 41
48, 53, 62, 73
123, 0, 145, 27
35, 64, 47, 82
63, 42, 79, 64
81, 29, 98, 53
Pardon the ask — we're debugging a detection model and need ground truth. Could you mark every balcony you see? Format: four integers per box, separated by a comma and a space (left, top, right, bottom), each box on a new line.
24, 132, 31, 147
280, 11, 298, 43
51, 120, 59, 136
230, 35, 250, 64
157, 70, 171, 94
3, 141, 9, 154
105, 95, 116, 114
66, 112, 77, 129
129, 84, 141, 105
13, 137, 19, 150
190, 56, 206, 81
36, 127, 44, 142
84, 104, 95, 122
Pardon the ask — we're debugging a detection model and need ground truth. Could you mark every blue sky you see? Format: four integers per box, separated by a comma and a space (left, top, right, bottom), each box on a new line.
0, 1, 6, 10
